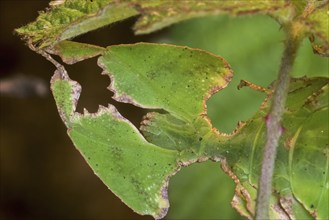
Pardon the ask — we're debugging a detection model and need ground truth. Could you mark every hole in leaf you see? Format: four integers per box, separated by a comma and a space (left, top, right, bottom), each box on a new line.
58, 16, 170, 129
66, 56, 166, 129
161, 15, 283, 133
109, 99, 166, 129
207, 78, 267, 134
66, 57, 111, 113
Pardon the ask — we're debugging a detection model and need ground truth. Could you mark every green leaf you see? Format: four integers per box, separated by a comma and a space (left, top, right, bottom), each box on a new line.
140, 112, 196, 151
17, 1, 328, 219
98, 43, 233, 121
16, 0, 289, 49
165, 15, 329, 217
47, 40, 105, 64
17, 0, 328, 60
51, 41, 328, 219
51, 70, 80, 127
137, 75, 329, 219
51, 43, 233, 218
213, 77, 329, 219
51, 71, 179, 219
16, 0, 139, 48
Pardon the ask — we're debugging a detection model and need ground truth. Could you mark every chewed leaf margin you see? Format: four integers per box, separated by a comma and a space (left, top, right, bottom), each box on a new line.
97, 42, 233, 121
51, 70, 181, 219
46, 40, 105, 64
49, 42, 236, 219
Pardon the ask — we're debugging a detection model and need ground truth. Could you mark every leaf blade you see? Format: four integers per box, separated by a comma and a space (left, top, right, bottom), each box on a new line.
47, 40, 105, 64
98, 43, 233, 121
51, 73, 180, 219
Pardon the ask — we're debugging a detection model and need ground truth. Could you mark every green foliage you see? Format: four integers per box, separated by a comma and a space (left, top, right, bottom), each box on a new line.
16, 0, 329, 219
51, 43, 233, 218
16, 0, 328, 56
98, 43, 232, 120
16, 0, 138, 48
220, 77, 328, 219
51, 43, 329, 219
47, 41, 105, 64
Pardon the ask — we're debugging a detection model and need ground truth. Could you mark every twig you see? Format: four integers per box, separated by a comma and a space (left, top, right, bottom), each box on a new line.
255, 29, 301, 220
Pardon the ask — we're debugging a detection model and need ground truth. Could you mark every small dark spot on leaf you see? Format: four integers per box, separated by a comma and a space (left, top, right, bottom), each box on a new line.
95, 163, 98, 167
199, 137, 203, 141
310, 204, 314, 209
154, 163, 157, 166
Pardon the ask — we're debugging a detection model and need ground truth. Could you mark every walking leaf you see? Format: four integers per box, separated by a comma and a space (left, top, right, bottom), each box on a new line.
51, 43, 233, 218
51, 42, 328, 219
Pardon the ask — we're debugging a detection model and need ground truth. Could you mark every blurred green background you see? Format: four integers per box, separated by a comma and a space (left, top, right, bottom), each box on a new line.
0, 1, 327, 220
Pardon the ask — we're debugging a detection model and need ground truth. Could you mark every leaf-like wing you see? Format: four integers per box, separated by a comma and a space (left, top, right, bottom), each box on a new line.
98, 43, 233, 121
51, 43, 233, 218
46, 40, 105, 64
51, 71, 179, 219
50, 40, 328, 219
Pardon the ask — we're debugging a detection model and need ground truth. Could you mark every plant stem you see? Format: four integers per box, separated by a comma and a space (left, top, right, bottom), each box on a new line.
255, 30, 301, 220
